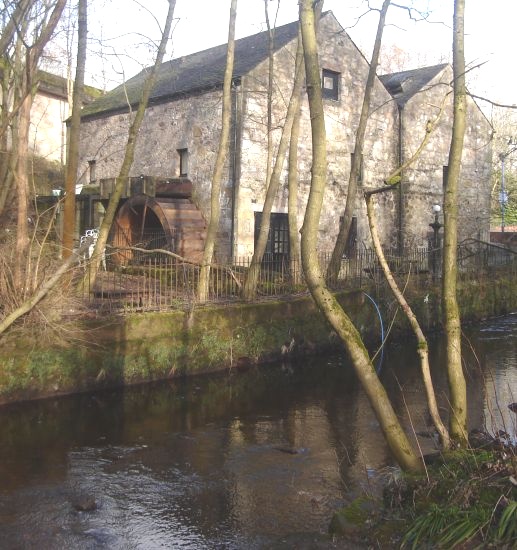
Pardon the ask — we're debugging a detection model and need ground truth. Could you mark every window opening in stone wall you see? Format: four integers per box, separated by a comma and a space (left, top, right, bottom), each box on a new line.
443, 165, 448, 188
350, 152, 363, 183
88, 159, 96, 183
178, 148, 189, 177
322, 69, 340, 100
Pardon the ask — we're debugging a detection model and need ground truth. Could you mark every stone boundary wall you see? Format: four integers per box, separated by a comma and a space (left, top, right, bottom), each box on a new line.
1, 276, 516, 405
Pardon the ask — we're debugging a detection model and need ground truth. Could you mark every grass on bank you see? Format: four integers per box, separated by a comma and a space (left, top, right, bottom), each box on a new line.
331, 441, 517, 548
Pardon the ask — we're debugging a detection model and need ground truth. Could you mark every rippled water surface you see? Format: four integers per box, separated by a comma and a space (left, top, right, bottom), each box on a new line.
0, 314, 516, 548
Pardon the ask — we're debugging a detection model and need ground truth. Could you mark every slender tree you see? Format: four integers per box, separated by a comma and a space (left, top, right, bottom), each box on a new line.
299, 0, 423, 473
197, 0, 237, 302
10, 0, 67, 291
442, 0, 468, 445
327, 0, 390, 283
83, 0, 176, 289
62, 0, 87, 259
354, 91, 450, 445
365, 187, 450, 448
287, 27, 304, 285
0, 62, 14, 216
242, 22, 305, 300
62, 0, 88, 258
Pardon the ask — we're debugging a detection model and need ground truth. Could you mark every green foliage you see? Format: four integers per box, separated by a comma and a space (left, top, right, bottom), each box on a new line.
403, 500, 516, 549
397, 449, 517, 549
192, 323, 281, 367
329, 497, 374, 537
236, 325, 270, 360
124, 355, 149, 381
439, 507, 489, 548
402, 504, 454, 549
385, 175, 401, 185
496, 499, 517, 543
341, 497, 373, 524
0, 358, 22, 394
198, 330, 232, 366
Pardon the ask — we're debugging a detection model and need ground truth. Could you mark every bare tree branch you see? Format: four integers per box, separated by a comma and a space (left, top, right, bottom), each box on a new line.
0, 242, 89, 336
469, 94, 517, 110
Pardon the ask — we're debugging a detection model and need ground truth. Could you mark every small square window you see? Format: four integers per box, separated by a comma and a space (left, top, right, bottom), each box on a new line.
322, 69, 340, 100
177, 148, 189, 177
88, 159, 96, 183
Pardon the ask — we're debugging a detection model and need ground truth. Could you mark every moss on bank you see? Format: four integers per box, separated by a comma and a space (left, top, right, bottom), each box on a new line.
0, 294, 345, 404
1, 275, 516, 405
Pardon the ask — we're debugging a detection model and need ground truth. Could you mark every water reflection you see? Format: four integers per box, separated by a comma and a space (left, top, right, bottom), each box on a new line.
474, 313, 517, 440
0, 315, 515, 548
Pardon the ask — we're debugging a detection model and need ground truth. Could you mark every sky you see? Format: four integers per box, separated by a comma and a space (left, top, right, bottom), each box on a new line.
84, 0, 514, 115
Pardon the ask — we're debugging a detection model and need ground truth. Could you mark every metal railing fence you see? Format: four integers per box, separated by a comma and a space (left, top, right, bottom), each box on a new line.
81, 240, 517, 313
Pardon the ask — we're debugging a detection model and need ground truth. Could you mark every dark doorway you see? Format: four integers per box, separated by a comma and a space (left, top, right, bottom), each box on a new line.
254, 212, 289, 270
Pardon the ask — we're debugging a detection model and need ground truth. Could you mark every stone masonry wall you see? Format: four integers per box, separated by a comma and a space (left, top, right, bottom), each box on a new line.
77, 13, 491, 262
78, 12, 400, 261
235, 13, 400, 257
78, 89, 235, 258
400, 66, 492, 248
2, 274, 516, 405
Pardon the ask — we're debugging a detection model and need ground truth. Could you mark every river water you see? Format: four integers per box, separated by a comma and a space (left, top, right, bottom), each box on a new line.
0, 314, 516, 549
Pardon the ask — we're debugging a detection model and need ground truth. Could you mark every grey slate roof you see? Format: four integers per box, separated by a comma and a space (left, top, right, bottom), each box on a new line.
81, 17, 305, 119
0, 63, 102, 103
379, 63, 449, 107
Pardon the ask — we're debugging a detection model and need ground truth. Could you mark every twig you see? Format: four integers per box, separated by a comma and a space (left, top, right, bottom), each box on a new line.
394, 374, 430, 482
0, 242, 90, 335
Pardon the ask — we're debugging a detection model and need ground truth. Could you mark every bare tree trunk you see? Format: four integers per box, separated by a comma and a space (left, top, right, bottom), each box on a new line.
62, 0, 87, 258
82, 0, 176, 290
242, 25, 305, 301
327, 0, 390, 282
0, 54, 14, 217
14, 93, 30, 292
443, 0, 468, 446
365, 190, 450, 448
288, 38, 303, 285
357, 103, 450, 447
197, 0, 237, 303
0, 163, 14, 217
9, 0, 67, 291
299, 0, 423, 473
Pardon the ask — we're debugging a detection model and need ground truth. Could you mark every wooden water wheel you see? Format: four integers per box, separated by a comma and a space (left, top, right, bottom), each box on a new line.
112, 194, 206, 264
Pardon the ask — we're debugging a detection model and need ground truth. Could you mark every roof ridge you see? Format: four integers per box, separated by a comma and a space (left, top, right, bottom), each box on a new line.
81, 16, 305, 119
379, 62, 449, 80
379, 63, 450, 107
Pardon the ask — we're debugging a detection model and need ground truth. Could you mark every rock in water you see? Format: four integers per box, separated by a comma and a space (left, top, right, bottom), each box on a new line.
72, 495, 97, 512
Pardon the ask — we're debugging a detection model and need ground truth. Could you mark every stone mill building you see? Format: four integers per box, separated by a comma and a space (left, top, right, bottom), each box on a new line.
77, 11, 492, 263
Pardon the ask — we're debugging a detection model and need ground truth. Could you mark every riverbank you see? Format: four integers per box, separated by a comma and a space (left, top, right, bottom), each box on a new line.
0, 317, 515, 546
330, 442, 517, 548
1, 273, 516, 405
